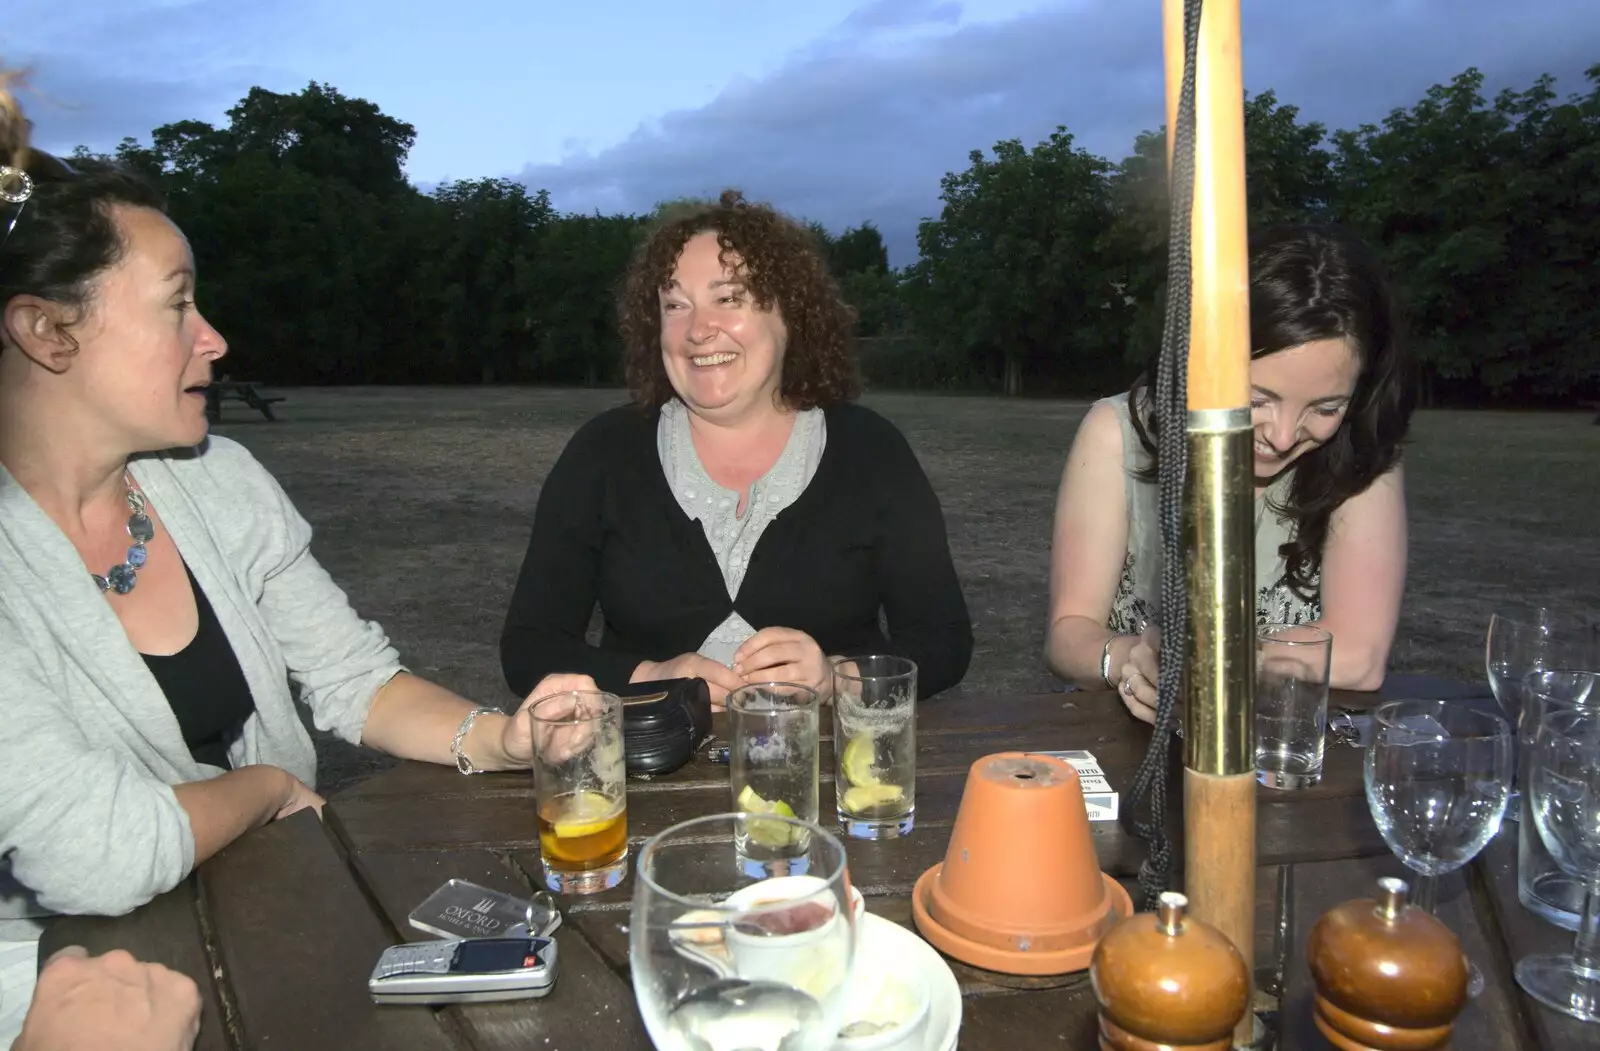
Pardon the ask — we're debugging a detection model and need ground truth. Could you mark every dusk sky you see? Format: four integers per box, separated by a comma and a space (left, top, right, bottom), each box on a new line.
9, 0, 1599, 264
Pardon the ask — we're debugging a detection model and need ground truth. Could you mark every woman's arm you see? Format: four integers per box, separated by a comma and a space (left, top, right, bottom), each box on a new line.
1307, 462, 1408, 691
172, 765, 320, 865
355, 671, 600, 772
1046, 401, 1142, 688
871, 425, 973, 698
0, 671, 196, 916
500, 423, 653, 696
230, 435, 605, 769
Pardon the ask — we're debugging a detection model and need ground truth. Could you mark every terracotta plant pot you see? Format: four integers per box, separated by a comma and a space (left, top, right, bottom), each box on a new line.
912, 752, 1132, 975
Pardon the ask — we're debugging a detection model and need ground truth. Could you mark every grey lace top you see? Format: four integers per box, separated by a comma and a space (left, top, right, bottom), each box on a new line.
657, 398, 828, 665
1102, 391, 1321, 633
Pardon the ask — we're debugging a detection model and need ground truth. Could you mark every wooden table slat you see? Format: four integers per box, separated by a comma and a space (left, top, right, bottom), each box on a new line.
336, 766, 1386, 894
197, 810, 457, 1050
336, 842, 651, 1051
1275, 852, 1526, 1051
39, 876, 232, 1051
1474, 830, 1600, 1049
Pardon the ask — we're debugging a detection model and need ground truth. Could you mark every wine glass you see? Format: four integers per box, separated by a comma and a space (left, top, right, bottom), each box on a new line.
1515, 706, 1600, 1023
1518, 672, 1600, 928
1486, 607, 1598, 732
630, 813, 858, 1051
1364, 699, 1512, 996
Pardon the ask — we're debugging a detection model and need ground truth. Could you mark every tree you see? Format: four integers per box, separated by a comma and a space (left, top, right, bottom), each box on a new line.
828, 223, 889, 277
1105, 91, 1339, 373
913, 128, 1121, 396
70, 63, 1599, 403
1334, 66, 1600, 400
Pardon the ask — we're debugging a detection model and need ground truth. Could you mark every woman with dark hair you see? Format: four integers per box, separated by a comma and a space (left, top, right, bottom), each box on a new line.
1046, 224, 1415, 722
0, 75, 592, 1040
500, 190, 972, 705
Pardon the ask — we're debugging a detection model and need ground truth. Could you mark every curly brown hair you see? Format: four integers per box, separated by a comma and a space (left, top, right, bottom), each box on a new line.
618, 188, 861, 410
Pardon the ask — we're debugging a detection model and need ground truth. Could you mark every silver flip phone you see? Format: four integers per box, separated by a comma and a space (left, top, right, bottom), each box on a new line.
368, 936, 557, 1005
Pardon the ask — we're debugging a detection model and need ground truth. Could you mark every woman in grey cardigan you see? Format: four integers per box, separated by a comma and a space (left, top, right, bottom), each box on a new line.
0, 90, 588, 1044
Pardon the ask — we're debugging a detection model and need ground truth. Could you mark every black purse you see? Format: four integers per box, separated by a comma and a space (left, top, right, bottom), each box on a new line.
616, 678, 713, 776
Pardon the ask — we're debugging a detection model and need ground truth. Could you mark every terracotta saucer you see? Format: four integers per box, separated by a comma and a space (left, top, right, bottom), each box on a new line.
911, 863, 1134, 976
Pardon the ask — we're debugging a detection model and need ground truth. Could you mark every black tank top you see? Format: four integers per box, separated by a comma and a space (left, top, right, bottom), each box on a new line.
142, 563, 258, 768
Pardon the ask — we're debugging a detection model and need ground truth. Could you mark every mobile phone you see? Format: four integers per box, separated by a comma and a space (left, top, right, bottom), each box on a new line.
368, 937, 557, 1005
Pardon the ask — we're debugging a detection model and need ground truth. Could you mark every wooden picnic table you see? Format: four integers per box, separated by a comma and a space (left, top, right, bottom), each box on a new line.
40, 679, 1597, 1050
204, 381, 286, 423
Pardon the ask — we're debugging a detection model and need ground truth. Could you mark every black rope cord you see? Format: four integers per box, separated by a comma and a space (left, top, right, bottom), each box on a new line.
1123, 0, 1204, 911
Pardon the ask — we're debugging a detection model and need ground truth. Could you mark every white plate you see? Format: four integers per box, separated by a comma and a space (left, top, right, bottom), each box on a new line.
835, 912, 961, 1051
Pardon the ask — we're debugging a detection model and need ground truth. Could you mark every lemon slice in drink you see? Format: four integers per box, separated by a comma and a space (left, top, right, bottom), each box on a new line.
551, 791, 620, 839
841, 783, 904, 813
840, 733, 879, 788
736, 785, 798, 847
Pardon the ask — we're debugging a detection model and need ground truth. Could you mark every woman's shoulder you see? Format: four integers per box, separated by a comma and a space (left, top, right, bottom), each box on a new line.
823, 401, 910, 447
821, 403, 924, 471
564, 401, 658, 457
154, 435, 278, 501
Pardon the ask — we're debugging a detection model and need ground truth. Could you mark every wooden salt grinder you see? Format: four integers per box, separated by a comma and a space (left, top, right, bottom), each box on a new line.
1090, 891, 1250, 1051
1307, 876, 1470, 1051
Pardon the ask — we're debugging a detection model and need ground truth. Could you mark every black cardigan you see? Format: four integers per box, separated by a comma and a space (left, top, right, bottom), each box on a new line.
500, 402, 972, 700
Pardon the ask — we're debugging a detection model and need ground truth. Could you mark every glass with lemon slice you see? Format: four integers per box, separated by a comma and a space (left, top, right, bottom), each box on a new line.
529, 690, 628, 893
730, 683, 821, 877
832, 655, 917, 839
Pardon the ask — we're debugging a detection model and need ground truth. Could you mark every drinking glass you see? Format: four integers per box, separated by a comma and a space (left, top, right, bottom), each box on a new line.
1515, 707, 1600, 1023
1518, 671, 1600, 929
528, 690, 628, 894
1364, 700, 1512, 913
730, 683, 821, 878
630, 813, 858, 1051
832, 655, 918, 839
1255, 624, 1332, 789
1486, 607, 1598, 733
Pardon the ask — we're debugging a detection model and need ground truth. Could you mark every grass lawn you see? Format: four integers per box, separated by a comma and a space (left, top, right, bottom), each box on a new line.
211, 386, 1600, 793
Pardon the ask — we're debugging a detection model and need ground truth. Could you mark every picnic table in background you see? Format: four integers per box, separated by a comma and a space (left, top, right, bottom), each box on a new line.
205, 380, 286, 423
39, 678, 1586, 1051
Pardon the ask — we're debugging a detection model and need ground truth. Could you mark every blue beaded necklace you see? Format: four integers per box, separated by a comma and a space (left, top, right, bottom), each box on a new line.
91, 475, 154, 595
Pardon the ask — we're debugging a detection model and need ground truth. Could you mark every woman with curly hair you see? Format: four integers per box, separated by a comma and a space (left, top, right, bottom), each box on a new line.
1046, 224, 1416, 722
501, 190, 972, 705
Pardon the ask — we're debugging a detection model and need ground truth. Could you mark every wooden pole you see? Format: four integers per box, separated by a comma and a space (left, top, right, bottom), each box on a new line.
1162, 0, 1257, 1047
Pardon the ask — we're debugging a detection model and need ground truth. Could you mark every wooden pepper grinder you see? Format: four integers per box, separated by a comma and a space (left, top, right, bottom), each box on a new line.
1089, 890, 1250, 1051
1307, 876, 1470, 1051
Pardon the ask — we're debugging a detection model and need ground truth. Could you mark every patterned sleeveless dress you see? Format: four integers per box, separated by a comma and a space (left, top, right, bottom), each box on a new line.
1101, 391, 1321, 634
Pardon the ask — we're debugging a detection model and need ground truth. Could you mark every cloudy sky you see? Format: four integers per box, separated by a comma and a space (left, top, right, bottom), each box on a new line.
8, 0, 1598, 263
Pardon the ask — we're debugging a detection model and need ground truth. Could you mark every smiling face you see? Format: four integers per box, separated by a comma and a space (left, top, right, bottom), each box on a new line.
1249, 337, 1360, 480
66, 205, 228, 451
658, 230, 789, 425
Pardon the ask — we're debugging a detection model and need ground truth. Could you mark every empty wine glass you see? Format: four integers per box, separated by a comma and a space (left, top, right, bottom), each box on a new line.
1365, 699, 1512, 997
1518, 671, 1600, 928
630, 813, 858, 1051
1486, 607, 1599, 732
1515, 706, 1600, 1023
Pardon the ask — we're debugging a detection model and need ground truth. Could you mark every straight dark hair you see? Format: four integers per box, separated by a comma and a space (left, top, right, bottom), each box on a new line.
1129, 224, 1416, 598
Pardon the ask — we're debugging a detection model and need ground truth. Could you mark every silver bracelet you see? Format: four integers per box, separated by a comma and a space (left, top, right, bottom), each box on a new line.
1100, 636, 1123, 690
451, 707, 502, 775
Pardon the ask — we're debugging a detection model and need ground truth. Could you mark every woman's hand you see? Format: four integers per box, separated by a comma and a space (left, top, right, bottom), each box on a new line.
15, 947, 202, 1051
632, 654, 745, 709
273, 773, 326, 822
502, 673, 602, 766
733, 627, 830, 696
1115, 625, 1162, 725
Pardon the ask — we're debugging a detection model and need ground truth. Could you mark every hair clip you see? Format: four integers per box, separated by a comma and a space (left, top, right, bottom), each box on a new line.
0, 165, 34, 204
